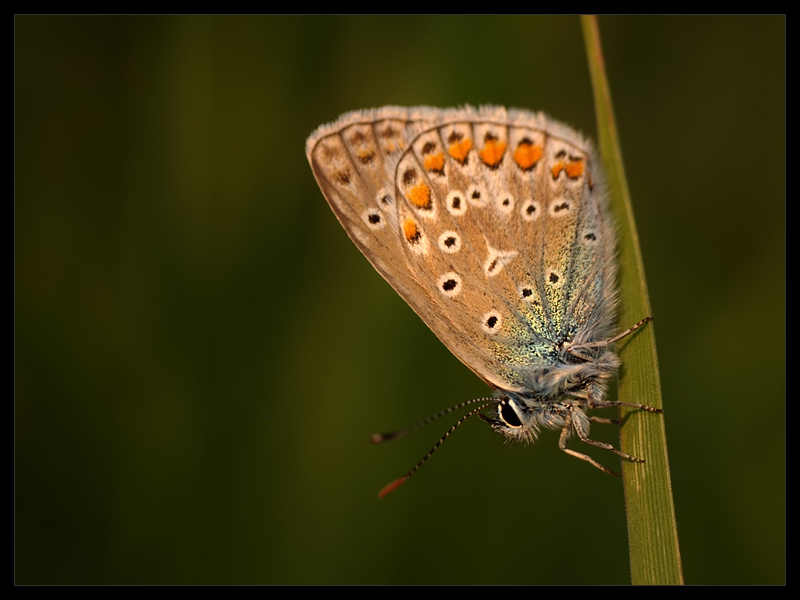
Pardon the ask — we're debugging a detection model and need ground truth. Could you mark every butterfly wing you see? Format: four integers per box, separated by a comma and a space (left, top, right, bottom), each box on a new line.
306, 106, 616, 393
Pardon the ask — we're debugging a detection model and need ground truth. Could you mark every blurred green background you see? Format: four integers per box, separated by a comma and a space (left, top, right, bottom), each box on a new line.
16, 16, 784, 584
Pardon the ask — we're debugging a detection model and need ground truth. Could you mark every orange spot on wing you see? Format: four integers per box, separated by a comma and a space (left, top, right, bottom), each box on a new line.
407, 183, 432, 210
448, 139, 472, 163
424, 152, 445, 173
479, 139, 507, 167
565, 159, 584, 178
403, 219, 420, 243
513, 142, 543, 170
552, 158, 585, 180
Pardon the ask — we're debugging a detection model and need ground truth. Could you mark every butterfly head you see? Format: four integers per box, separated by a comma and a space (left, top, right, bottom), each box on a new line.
480, 353, 621, 445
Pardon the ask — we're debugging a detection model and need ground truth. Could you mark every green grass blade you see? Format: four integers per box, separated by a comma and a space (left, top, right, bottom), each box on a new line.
580, 15, 684, 585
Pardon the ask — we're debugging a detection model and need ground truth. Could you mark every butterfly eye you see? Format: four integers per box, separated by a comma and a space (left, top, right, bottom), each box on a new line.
499, 401, 523, 428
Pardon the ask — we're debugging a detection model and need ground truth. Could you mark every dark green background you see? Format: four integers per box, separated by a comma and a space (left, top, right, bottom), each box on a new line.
16, 16, 784, 584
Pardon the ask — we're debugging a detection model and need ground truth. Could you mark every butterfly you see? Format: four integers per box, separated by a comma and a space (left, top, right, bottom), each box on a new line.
305, 106, 660, 496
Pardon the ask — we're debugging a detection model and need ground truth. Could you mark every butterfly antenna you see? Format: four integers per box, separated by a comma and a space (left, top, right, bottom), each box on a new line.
370, 397, 497, 443
377, 401, 497, 498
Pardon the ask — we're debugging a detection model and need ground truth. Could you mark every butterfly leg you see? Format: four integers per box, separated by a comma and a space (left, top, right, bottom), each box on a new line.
558, 420, 620, 477
584, 317, 654, 350
570, 411, 645, 464
590, 416, 619, 425
589, 399, 663, 413
567, 317, 654, 361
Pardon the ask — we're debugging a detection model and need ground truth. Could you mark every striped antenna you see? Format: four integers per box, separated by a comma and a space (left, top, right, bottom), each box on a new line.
370, 397, 497, 444
376, 400, 498, 498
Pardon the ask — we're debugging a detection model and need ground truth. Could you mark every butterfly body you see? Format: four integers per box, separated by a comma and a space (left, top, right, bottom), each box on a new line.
306, 106, 658, 483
